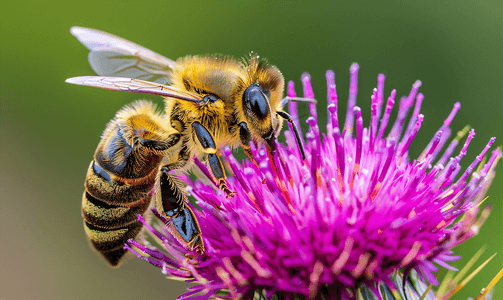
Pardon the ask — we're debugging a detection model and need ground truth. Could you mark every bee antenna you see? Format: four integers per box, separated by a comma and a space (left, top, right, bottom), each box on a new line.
280, 96, 317, 107
277, 111, 306, 160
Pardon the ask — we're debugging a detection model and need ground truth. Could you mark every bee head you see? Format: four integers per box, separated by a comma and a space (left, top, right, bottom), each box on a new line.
241, 82, 276, 150
240, 53, 285, 146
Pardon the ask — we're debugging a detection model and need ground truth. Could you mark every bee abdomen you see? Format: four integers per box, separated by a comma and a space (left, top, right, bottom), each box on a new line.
83, 218, 143, 267
85, 161, 157, 205
83, 161, 157, 267
82, 191, 151, 229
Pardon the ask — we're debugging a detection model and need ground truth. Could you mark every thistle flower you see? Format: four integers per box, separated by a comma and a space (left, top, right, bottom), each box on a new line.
126, 64, 501, 300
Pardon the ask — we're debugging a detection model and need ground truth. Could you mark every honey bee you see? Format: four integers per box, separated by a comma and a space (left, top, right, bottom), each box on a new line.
67, 27, 310, 267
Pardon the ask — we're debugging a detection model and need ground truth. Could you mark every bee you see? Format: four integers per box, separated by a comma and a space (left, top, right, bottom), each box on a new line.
67, 27, 310, 267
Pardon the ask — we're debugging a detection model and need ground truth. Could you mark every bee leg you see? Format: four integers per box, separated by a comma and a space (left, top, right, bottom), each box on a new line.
264, 133, 281, 177
239, 122, 260, 169
158, 166, 204, 254
170, 206, 204, 254
192, 122, 235, 197
208, 151, 236, 197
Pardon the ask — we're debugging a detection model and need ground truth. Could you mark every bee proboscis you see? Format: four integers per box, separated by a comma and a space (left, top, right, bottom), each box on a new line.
68, 26, 312, 266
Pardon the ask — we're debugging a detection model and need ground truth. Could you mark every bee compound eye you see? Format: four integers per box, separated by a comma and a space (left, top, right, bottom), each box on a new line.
263, 88, 271, 98
203, 94, 219, 103
243, 83, 269, 120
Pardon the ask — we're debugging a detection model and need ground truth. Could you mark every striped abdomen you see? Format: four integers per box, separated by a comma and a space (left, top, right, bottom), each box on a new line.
81, 101, 180, 266
82, 160, 159, 267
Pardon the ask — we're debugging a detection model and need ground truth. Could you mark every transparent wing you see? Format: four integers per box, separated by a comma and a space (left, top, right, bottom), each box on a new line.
71, 26, 177, 84
66, 76, 202, 104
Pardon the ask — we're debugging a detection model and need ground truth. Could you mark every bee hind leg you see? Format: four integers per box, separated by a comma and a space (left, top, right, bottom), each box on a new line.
157, 166, 204, 254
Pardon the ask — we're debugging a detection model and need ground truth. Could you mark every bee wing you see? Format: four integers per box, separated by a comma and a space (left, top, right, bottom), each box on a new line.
70, 27, 177, 84
66, 76, 202, 104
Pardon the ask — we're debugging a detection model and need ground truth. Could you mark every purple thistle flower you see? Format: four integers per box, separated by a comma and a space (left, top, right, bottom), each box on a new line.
126, 64, 501, 300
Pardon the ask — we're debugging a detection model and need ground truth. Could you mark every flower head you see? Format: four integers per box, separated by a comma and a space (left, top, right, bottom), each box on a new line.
126, 64, 500, 300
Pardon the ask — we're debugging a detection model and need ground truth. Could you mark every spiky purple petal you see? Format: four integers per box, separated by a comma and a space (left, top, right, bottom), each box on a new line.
127, 65, 500, 300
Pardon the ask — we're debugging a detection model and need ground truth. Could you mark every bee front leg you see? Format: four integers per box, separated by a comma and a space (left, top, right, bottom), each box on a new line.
238, 122, 260, 169
157, 166, 204, 254
192, 122, 236, 197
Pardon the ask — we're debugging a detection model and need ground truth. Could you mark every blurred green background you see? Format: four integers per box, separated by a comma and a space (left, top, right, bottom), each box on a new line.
1, 0, 502, 299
